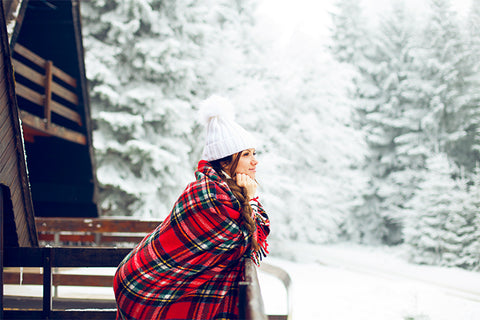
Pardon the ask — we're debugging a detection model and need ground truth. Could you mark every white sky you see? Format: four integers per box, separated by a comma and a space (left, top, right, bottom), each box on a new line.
256, 0, 473, 49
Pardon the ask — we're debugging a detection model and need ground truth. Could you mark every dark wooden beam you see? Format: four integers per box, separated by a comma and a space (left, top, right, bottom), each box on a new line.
4, 247, 131, 268
1, 185, 4, 320
44, 60, 52, 129
4, 310, 117, 320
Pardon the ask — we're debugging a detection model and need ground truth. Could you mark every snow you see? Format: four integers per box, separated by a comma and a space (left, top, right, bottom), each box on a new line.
5, 243, 480, 319
258, 242, 480, 320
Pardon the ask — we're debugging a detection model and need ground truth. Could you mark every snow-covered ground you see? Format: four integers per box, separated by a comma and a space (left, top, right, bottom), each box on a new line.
5, 243, 480, 320
259, 242, 480, 320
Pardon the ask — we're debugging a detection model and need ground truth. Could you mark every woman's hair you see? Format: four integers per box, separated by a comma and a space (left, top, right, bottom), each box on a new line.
210, 153, 260, 251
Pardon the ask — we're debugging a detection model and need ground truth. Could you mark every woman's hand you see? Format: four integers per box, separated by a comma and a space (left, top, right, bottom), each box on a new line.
235, 173, 257, 200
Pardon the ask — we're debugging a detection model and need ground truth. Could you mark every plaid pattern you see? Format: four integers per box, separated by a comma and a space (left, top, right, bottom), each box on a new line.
114, 160, 269, 319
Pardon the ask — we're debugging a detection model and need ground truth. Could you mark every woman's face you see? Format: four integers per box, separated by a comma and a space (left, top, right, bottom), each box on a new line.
232, 148, 258, 180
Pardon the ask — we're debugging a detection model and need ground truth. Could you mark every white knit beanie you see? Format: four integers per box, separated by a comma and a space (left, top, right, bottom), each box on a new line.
199, 95, 256, 161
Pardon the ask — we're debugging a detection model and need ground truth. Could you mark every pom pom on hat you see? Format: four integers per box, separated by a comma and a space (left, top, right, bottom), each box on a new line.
199, 95, 256, 161
199, 95, 235, 124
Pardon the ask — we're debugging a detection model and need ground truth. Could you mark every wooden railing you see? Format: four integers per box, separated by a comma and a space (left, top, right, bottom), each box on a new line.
2, 217, 291, 320
35, 217, 161, 246
12, 44, 86, 145
3, 246, 129, 320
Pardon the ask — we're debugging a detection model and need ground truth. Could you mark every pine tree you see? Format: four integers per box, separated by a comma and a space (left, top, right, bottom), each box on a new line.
329, 0, 369, 65
462, 166, 480, 270
81, 0, 258, 217
416, 0, 475, 166
404, 154, 461, 265
346, 1, 428, 244
452, 0, 480, 172
440, 176, 477, 268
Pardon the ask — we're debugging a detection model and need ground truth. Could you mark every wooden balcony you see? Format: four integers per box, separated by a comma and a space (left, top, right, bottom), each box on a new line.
2, 217, 292, 320
12, 44, 86, 145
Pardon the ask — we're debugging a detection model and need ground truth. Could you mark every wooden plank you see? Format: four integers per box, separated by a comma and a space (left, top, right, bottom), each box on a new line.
11, 59, 44, 86
51, 82, 78, 105
14, 44, 77, 88
0, 115, 14, 149
0, 83, 8, 108
50, 100, 82, 125
0, 141, 15, 176
35, 217, 161, 233
97, 234, 145, 244
44, 61, 53, 128
4, 157, 18, 186
0, 143, 16, 182
37, 233, 144, 245
13, 59, 79, 106
38, 233, 96, 243
52, 65, 77, 88
9, 177, 22, 207
13, 44, 45, 69
3, 294, 116, 309
0, 90, 12, 128
4, 271, 114, 287
20, 111, 86, 145
5, 173, 29, 248
4, 247, 131, 268
37, 233, 54, 242
15, 82, 44, 106
16, 81, 81, 123
4, 310, 117, 320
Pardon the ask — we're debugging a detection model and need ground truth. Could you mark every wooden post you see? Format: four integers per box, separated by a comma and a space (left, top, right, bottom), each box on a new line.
44, 60, 53, 129
42, 247, 53, 319
238, 280, 248, 320
0, 186, 4, 320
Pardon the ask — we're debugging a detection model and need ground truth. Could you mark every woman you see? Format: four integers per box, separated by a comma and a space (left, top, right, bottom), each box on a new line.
113, 95, 270, 319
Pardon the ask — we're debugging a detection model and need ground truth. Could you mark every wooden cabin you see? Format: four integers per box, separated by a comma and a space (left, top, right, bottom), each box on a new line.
4, 0, 98, 218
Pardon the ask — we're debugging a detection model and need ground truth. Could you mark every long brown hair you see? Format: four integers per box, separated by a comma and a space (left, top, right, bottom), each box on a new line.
210, 153, 259, 251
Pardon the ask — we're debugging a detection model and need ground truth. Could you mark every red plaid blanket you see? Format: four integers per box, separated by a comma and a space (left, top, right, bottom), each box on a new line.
114, 160, 269, 319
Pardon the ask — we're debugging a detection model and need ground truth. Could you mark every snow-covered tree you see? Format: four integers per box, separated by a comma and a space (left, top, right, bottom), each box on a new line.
440, 176, 477, 268
416, 0, 474, 163
81, 0, 259, 217
462, 166, 480, 270
341, 1, 428, 244
234, 25, 368, 243
404, 154, 465, 265
329, 0, 369, 65
453, 0, 480, 172
80, 0, 369, 246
